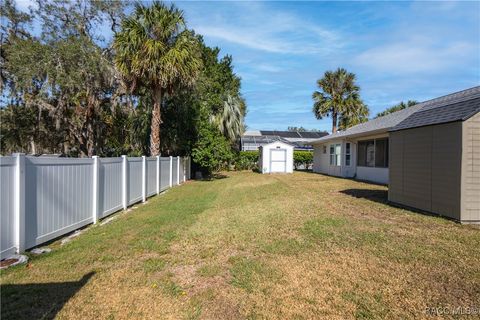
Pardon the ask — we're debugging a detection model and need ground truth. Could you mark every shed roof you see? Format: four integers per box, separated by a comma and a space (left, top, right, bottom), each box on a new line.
390, 87, 480, 131
259, 140, 295, 148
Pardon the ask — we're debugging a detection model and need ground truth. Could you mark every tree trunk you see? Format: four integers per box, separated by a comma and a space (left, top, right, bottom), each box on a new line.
86, 95, 97, 157
30, 137, 36, 155
150, 86, 162, 156
332, 112, 338, 134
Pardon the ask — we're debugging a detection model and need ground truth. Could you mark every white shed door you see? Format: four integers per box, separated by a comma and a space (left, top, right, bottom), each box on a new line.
270, 149, 286, 173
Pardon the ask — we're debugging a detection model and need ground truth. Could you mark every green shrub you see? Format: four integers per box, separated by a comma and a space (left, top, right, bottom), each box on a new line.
192, 124, 233, 176
234, 151, 259, 171
293, 151, 313, 170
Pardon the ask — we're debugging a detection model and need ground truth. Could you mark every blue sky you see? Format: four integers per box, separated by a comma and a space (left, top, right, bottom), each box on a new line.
15, 0, 480, 132
175, 1, 480, 131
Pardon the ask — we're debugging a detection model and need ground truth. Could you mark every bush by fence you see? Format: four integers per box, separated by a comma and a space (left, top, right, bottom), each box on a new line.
0, 154, 190, 258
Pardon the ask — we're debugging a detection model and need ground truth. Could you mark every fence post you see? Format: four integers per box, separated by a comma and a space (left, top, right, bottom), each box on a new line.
142, 156, 146, 202
156, 155, 160, 194
177, 157, 180, 185
13, 153, 25, 253
169, 156, 173, 187
183, 157, 186, 182
92, 156, 99, 224
122, 155, 127, 210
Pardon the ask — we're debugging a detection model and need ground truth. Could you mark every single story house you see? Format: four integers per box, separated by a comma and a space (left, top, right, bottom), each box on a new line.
310, 102, 423, 184
258, 141, 294, 174
310, 86, 480, 223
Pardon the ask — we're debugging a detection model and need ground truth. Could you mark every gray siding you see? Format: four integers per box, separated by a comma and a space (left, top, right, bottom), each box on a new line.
389, 122, 463, 221
388, 134, 403, 203
462, 112, 480, 221
431, 123, 462, 217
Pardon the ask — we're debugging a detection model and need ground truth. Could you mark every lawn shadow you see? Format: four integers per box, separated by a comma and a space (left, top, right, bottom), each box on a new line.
340, 189, 389, 205
196, 173, 229, 181
1, 271, 95, 320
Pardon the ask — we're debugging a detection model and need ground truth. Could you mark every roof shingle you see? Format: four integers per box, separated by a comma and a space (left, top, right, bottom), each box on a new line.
390, 89, 480, 132
311, 86, 480, 143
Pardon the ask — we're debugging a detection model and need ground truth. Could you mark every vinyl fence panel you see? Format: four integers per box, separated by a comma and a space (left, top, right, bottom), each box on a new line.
172, 157, 178, 185
179, 157, 185, 183
0, 155, 189, 256
127, 157, 143, 205
160, 157, 170, 191
0, 157, 17, 258
24, 157, 94, 249
99, 158, 123, 218
146, 157, 157, 197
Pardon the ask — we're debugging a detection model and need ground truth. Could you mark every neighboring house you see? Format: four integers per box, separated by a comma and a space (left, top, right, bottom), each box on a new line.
389, 88, 480, 223
258, 141, 294, 174
240, 130, 328, 151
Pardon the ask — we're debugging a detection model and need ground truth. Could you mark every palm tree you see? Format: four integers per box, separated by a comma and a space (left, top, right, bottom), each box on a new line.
114, 2, 202, 155
338, 102, 369, 130
375, 100, 418, 118
211, 94, 245, 142
312, 68, 366, 133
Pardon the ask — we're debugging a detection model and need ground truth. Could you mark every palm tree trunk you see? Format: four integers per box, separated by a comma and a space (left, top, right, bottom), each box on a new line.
150, 86, 162, 156
332, 112, 338, 134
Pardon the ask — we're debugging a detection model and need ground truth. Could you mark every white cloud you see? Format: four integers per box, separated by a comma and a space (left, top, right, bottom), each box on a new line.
189, 2, 342, 55
354, 40, 476, 74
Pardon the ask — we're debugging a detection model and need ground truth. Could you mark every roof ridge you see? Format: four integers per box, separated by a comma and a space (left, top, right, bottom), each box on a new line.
414, 86, 480, 109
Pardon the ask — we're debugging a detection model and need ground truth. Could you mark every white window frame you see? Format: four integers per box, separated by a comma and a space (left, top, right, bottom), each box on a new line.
329, 144, 341, 166
345, 142, 351, 166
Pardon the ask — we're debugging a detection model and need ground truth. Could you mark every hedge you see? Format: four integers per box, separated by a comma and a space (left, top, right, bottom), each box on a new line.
232, 150, 313, 171
293, 151, 313, 170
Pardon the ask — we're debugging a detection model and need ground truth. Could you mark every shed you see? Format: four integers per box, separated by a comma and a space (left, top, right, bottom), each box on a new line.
389, 88, 480, 223
258, 141, 294, 174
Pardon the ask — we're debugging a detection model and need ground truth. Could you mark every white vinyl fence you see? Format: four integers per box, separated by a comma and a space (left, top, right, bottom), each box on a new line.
0, 154, 191, 258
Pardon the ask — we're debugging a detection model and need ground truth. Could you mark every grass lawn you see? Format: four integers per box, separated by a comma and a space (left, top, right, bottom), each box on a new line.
1, 171, 479, 319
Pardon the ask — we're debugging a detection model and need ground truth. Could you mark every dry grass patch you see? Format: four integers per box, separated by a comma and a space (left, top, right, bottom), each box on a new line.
1, 171, 479, 319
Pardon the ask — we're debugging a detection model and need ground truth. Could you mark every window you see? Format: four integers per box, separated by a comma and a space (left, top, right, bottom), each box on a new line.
329, 145, 335, 165
345, 143, 351, 166
336, 144, 341, 166
329, 144, 341, 166
323, 145, 327, 154
375, 138, 388, 167
357, 138, 389, 168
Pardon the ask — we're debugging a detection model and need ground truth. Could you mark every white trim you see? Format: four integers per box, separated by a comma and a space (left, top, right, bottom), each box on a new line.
169, 156, 173, 187
177, 157, 180, 185
141, 156, 146, 202
156, 155, 160, 194
13, 153, 25, 252
269, 149, 287, 173
92, 156, 99, 224
121, 155, 128, 210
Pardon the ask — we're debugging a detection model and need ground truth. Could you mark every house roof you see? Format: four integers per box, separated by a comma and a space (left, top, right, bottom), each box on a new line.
390, 87, 480, 132
310, 104, 423, 144
241, 135, 309, 149
310, 86, 480, 144
242, 130, 328, 139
